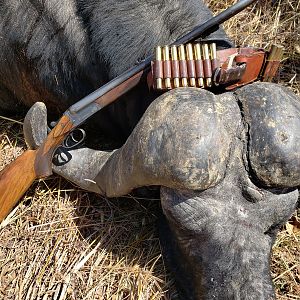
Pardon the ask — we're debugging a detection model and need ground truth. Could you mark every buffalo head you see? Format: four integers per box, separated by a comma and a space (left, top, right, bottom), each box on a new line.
25, 82, 300, 299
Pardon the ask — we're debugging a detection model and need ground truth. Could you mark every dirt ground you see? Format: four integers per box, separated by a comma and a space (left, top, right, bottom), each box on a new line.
0, 0, 299, 299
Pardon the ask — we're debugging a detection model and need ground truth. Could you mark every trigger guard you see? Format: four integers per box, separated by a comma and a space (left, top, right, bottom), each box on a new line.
63, 128, 86, 149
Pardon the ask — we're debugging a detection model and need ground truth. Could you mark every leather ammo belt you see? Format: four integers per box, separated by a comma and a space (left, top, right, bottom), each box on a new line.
150, 43, 284, 91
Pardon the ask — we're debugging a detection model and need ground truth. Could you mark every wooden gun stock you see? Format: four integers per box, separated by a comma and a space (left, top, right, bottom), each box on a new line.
0, 115, 74, 221
0, 150, 37, 221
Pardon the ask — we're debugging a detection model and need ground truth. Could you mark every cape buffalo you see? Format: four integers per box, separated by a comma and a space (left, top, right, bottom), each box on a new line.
1, 1, 299, 299
0, 0, 230, 137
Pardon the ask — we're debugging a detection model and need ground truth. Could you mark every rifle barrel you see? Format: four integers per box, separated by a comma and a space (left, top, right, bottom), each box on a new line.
69, 0, 257, 114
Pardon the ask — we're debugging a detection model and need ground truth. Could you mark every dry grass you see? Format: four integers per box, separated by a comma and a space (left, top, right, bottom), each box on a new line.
0, 0, 300, 299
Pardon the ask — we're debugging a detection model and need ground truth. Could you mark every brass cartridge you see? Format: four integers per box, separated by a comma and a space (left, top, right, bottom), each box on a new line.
263, 45, 284, 82
171, 45, 180, 88
194, 43, 204, 88
275, 45, 284, 58
163, 45, 172, 89
271, 45, 284, 79
202, 43, 212, 87
210, 43, 219, 71
268, 44, 279, 61
178, 44, 188, 87
186, 43, 196, 87
272, 45, 284, 65
155, 46, 163, 89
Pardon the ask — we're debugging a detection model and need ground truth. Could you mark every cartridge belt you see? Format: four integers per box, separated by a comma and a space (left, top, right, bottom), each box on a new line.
151, 43, 284, 91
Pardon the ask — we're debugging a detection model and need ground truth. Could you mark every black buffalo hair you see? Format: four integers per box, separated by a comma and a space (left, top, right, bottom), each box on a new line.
0, 0, 229, 134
